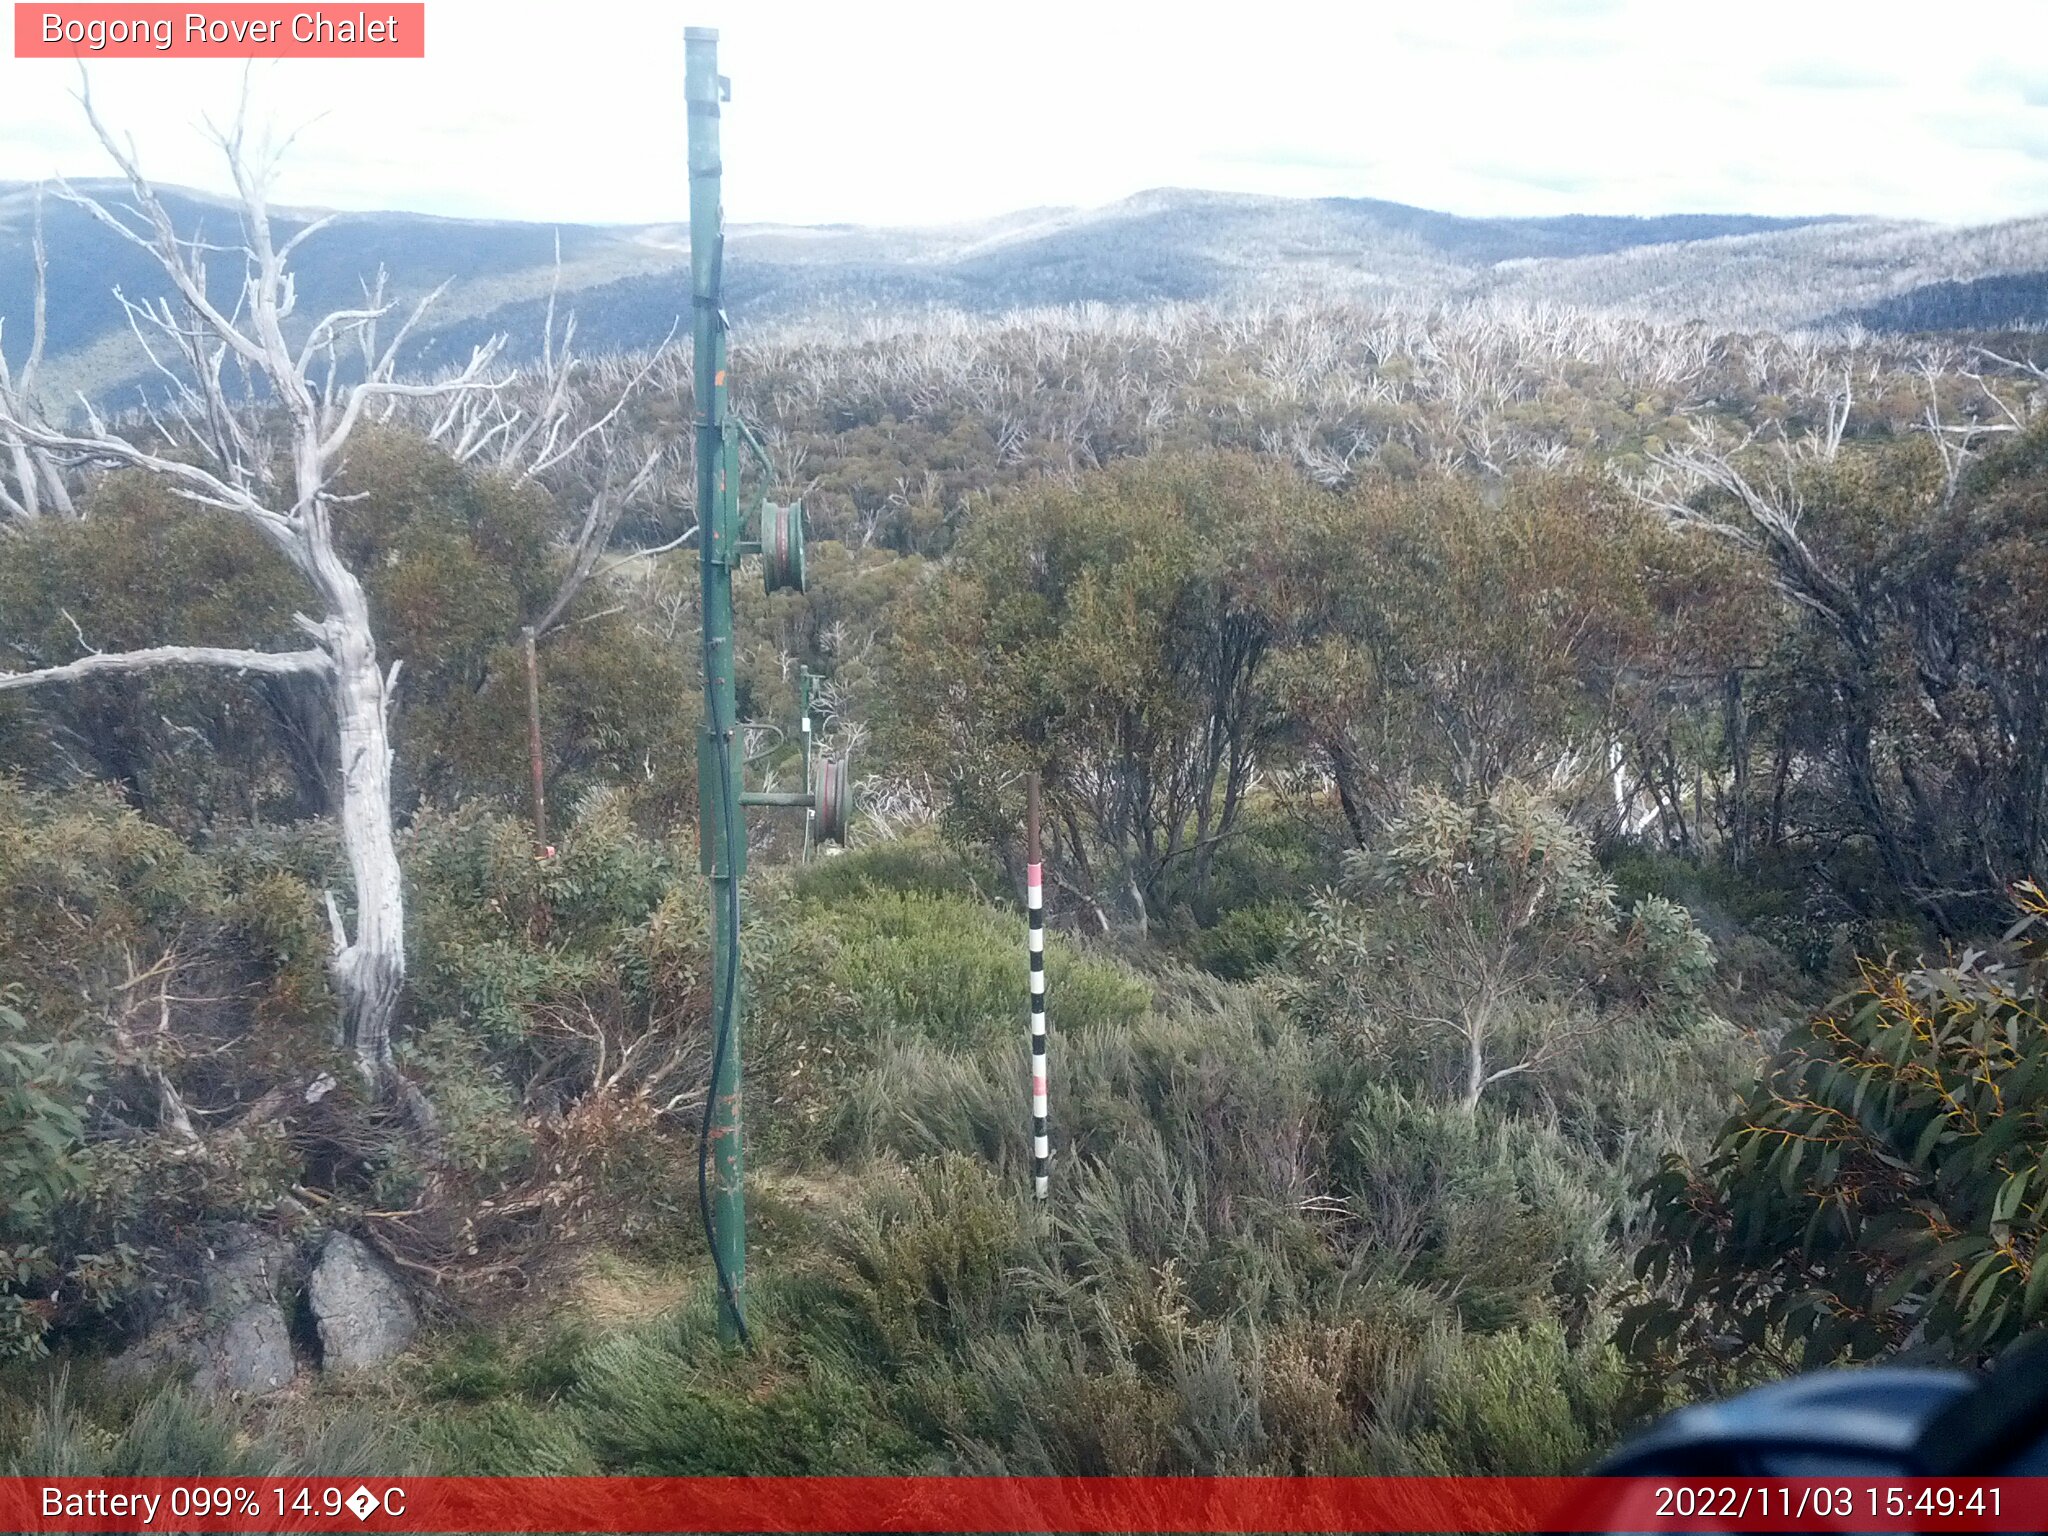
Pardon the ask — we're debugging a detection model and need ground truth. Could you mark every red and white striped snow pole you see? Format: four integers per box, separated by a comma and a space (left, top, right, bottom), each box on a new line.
1027, 773, 1049, 1199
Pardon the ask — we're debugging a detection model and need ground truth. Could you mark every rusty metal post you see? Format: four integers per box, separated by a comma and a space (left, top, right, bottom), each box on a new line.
523, 627, 547, 850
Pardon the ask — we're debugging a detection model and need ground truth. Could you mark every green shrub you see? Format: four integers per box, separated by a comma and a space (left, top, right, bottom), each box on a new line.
1628, 892, 2048, 1371
407, 794, 696, 1052
825, 1154, 1025, 1357
0, 783, 214, 1024
0, 987, 122, 1359
0, 488, 315, 831
424, 1401, 596, 1476
3, 1370, 419, 1477
0, 996, 111, 1358
402, 796, 713, 1240
1175, 805, 1340, 924
793, 835, 1005, 906
0, 999, 96, 1223
569, 1293, 925, 1474
939, 1324, 1188, 1474
1403, 1321, 1636, 1474
1284, 781, 1715, 1115
1187, 901, 1297, 981
1334, 1085, 1618, 1331
812, 888, 1149, 1051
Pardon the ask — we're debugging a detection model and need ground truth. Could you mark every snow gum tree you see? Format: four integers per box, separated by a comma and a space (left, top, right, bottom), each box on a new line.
0, 94, 507, 1091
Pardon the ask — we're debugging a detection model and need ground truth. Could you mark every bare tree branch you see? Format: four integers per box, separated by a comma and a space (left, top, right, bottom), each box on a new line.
0, 644, 330, 692
529, 444, 668, 639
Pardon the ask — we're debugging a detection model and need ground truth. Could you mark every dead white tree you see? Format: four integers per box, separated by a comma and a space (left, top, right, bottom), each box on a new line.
1638, 430, 1959, 910
0, 88, 506, 1093
0, 190, 78, 521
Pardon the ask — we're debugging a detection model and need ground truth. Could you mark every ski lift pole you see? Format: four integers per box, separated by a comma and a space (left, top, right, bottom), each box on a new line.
687, 24, 747, 1346
1027, 773, 1049, 1198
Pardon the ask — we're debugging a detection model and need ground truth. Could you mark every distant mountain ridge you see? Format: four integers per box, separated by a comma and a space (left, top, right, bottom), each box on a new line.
1, 180, 2042, 401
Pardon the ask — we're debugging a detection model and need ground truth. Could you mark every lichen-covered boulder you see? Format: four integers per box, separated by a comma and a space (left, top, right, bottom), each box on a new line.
307, 1231, 416, 1372
190, 1225, 297, 1396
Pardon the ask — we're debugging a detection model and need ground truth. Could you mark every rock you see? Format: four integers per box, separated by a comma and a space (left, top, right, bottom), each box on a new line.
190, 1225, 298, 1396
193, 1298, 297, 1396
103, 1324, 196, 1390
307, 1232, 416, 1372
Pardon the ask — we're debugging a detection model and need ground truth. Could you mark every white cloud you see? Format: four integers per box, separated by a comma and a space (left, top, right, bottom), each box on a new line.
0, 0, 2040, 226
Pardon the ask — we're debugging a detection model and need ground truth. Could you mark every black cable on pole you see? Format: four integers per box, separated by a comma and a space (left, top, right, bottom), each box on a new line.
696, 652, 751, 1349
694, 268, 751, 1347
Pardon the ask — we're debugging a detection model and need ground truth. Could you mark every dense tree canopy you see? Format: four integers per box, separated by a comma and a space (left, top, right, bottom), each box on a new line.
884, 454, 1307, 925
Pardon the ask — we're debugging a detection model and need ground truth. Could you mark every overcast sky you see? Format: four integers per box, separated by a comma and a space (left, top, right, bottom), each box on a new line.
0, 0, 2043, 228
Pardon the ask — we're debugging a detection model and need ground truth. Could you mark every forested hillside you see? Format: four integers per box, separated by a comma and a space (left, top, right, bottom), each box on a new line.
5, 152, 2048, 1479
5, 178, 2047, 405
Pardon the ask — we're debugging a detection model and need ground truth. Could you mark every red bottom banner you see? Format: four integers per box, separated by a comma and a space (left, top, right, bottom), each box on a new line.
2, 1475, 2043, 1533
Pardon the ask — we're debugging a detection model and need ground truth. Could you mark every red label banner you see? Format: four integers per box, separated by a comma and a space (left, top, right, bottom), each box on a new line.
14, 5, 425, 57
0, 1476, 2042, 1533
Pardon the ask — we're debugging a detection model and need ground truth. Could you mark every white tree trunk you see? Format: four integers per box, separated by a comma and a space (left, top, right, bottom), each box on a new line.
329, 625, 405, 1079
1462, 1026, 1487, 1114
5, 440, 42, 519
1459, 991, 1495, 1114
296, 394, 407, 1081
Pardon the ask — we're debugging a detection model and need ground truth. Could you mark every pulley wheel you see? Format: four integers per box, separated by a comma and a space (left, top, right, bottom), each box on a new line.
763, 501, 807, 594
815, 754, 852, 846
